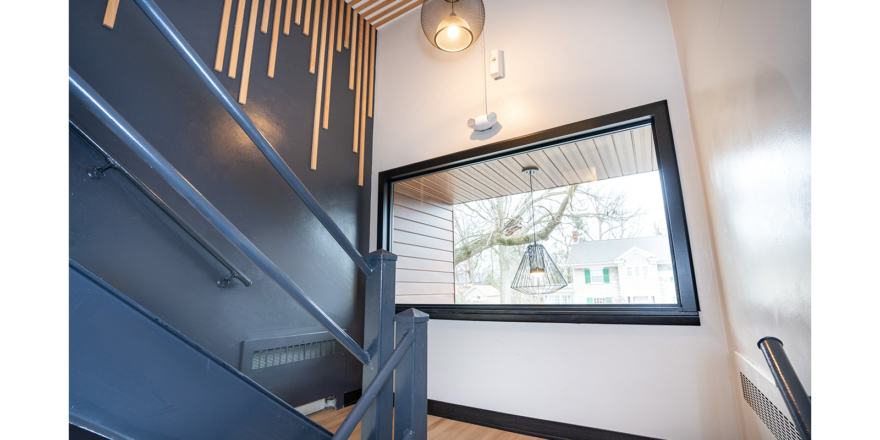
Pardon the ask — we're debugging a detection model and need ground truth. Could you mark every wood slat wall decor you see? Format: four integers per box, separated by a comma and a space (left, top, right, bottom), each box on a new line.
284, 0, 293, 33
392, 186, 455, 305
310, 0, 330, 170
295, 0, 303, 25
303, 0, 313, 34
395, 125, 656, 206
214, 0, 234, 71
228, 0, 247, 79
352, 15, 364, 153
368, 26, 377, 117
103, 0, 120, 29
261, 0, 272, 33
322, 0, 338, 129
238, 0, 260, 104
308, 0, 322, 73
336, 0, 344, 51
267, 0, 283, 77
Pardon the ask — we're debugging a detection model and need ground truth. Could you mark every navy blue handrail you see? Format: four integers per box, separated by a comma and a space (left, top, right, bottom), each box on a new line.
131, 0, 372, 276
69, 68, 371, 366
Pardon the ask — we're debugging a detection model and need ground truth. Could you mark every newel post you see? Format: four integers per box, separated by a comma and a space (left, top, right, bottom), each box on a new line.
394, 308, 429, 440
362, 250, 397, 440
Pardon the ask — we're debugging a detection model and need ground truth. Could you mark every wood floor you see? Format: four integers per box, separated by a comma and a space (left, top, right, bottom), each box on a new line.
309, 405, 540, 440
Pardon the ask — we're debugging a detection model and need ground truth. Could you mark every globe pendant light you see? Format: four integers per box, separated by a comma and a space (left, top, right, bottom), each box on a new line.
511, 167, 568, 295
421, 0, 485, 53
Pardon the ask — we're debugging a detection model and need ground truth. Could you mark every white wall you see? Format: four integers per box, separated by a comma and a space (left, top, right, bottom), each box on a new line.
666, 0, 811, 435
371, 1, 741, 438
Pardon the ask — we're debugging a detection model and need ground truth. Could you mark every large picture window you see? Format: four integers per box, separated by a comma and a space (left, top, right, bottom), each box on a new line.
377, 101, 700, 325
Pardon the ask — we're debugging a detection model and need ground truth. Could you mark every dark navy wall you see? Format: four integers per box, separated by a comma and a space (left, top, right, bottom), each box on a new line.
69, 0, 373, 402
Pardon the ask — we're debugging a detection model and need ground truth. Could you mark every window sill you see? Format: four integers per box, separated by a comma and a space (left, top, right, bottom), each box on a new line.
395, 304, 700, 326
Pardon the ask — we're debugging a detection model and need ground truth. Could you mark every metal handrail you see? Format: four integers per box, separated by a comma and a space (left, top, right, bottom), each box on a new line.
69, 68, 371, 366
70, 119, 253, 288
758, 337, 811, 440
130, 0, 372, 276
332, 329, 415, 440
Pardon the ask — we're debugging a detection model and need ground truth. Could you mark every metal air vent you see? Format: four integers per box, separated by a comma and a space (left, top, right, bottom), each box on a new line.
251, 340, 339, 371
740, 373, 803, 440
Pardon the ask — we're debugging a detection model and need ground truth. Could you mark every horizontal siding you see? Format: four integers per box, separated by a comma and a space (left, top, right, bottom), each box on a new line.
393, 230, 453, 251
393, 218, 453, 241
392, 243, 454, 262
396, 282, 454, 296
396, 269, 454, 283
393, 205, 453, 231
397, 256, 454, 273
396, 294, 454, 305
394, 185, 453, 210
393, 193, 453, 220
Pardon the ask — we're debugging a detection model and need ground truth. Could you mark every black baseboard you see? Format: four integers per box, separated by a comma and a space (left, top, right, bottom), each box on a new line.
427, 400, 661, 440
343, 389, 362, 407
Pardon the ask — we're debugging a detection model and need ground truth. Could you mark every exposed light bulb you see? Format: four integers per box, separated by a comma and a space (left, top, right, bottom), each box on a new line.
447, 25, 460, 38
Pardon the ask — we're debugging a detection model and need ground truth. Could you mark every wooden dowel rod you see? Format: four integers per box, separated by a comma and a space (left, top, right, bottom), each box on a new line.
239, 0, 260, 104
103, 0, 120, 29
323, 0, 338, 129
228, 0, 248, 79
215, 0, 234, 71
352, 17, 364, 153
284, 0, 293, 34
261, 0, 272, 33
359, 24, 369, 155
311, 0, 330, 170
295, 0, 303, 25
344, 1, 351, 49
348, 12, 358, 89
336, 0, 344, 52
309, 0, 322, 73
303, 0, 312, 34
268, 0, 283, 77
368, 25, 376, 117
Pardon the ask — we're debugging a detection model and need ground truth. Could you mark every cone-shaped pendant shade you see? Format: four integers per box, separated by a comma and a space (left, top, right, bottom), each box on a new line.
511, 243, 568, 295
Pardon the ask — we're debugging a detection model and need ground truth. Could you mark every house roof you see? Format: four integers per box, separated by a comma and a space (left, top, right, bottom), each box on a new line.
566, 235, 672, 266
463, 285, 501, 298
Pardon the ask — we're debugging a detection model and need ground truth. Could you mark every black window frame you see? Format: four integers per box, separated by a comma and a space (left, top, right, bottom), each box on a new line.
377, 101, 700, 325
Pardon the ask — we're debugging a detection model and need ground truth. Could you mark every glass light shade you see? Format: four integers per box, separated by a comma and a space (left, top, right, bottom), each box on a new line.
511, 244, 568, 295
434, 14, 473, 52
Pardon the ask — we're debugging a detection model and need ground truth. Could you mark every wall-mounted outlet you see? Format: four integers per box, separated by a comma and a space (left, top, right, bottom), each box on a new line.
490, 49, 504, 79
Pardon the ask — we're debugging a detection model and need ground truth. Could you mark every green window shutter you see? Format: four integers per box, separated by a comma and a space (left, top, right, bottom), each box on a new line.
606, 297, 612, 303
603, 268, 610, 284
586, 298, 593, 304
584, 269, 591, 284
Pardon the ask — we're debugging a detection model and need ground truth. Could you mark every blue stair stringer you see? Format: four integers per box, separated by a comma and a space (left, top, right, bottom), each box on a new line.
69, 260, 333, 440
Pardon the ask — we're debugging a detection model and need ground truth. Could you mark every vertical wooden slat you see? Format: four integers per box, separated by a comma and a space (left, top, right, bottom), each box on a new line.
322, 0, 338, 129
349, 13, 358, 90
215, 0, 234, 72
268, 0, 283, 77
311, 0, 331, 170
303, 0, 313, 34
228, 0, 248, 79
344, 2, 351, 48
309, 0, 322, 73
367, 26, 376, 117
336, 0, 344, 52
261, 0, 272, 33
239, 0, 260, 104
284, 0, 293, 34
358, 23, 370, 166
295, 0, 303, 25
103, 0, 120, 29
353, 17, 365, 153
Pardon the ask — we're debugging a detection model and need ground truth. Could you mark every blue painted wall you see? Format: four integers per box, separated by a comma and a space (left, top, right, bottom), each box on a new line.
69, 0, 372, 402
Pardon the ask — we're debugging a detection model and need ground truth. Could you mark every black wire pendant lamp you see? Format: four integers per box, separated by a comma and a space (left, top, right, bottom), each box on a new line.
421, 0, 485, 53
511, 167, 568, 295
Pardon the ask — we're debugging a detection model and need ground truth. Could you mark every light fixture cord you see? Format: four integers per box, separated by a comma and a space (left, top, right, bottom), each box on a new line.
530, 172, 537, 247
481, 32, 487, 115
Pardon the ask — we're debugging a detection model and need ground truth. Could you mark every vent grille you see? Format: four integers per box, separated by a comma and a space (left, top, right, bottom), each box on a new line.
251, 340, 338, 371
740, 373, 802, 440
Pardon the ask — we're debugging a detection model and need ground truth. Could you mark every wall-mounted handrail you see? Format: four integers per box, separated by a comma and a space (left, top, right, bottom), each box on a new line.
69, 67, 371, 366
131, 0, 372, 276
333, 329, 415, 440
70, 119, 253, 288
758, 337, 811, 440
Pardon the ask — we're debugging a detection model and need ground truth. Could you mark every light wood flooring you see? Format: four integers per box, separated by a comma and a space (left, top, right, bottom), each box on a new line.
309, 405, 540, 440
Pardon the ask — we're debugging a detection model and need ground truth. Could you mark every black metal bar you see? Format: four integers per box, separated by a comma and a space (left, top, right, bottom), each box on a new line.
70, 120, 253, 288
758, 337, 811, 440
394, 309, 429, 440
130, 0, 372, 276
361, 250, 398, 440
332, 329, 415, 440
69, 67, 371, 366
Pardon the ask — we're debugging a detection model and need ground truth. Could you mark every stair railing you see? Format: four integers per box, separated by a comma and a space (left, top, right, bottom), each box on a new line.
757, 337, 811, 440
69, 1, 428, 438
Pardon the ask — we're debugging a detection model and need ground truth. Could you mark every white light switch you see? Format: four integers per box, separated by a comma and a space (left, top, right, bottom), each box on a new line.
490, 49, 504, 79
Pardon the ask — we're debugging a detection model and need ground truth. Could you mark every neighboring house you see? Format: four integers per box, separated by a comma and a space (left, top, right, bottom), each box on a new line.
566, 236, 677, 304
461, 285, 502, 304
542, 287, 576, 305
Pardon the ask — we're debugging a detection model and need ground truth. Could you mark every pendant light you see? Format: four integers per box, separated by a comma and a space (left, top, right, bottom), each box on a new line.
511, 167, 568, 295
421, 0, 485, 53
